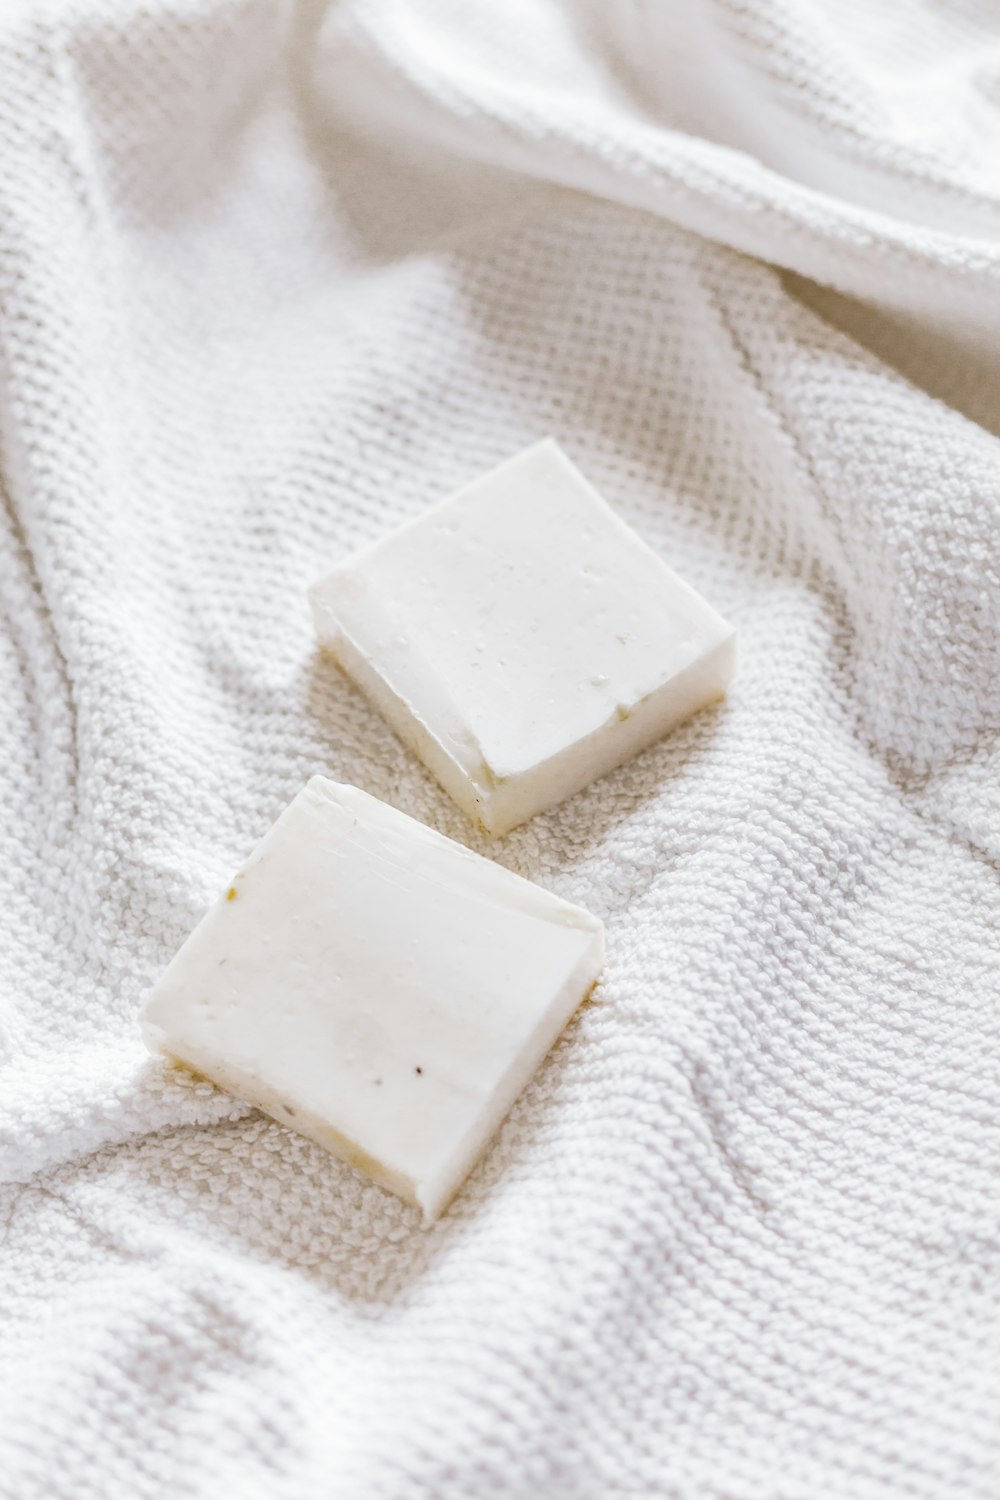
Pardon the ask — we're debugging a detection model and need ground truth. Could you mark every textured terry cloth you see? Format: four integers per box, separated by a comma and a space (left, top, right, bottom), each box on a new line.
2, 0, 1000, 1496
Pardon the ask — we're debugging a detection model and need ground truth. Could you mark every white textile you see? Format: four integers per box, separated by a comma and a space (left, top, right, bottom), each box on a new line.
2, 1, 999, 1496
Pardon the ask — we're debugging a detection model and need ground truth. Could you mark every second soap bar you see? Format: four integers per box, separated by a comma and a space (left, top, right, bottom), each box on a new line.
311, 440, 736, 837
141, 778, 604, 1220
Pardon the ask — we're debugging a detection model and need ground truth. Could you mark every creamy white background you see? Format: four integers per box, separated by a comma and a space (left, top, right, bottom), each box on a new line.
1, 2, 999, 1497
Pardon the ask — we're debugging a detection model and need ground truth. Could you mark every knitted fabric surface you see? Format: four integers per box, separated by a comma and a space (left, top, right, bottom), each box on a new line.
2, 2, 999, 1497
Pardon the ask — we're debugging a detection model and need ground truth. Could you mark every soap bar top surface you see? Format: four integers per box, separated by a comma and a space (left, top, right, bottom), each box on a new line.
141, 778, 604, 1220
311, 440, 735, 835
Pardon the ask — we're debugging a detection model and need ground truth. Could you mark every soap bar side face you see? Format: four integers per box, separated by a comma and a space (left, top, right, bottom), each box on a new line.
481, 629, 737, 835
311, 440, 735, 834
316, 617, 491, 831
142, 779, 603, 1217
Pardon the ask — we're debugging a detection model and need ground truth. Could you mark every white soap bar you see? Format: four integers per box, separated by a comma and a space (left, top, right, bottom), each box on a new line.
141, 778, 603, 1220
310, 439, 736, 837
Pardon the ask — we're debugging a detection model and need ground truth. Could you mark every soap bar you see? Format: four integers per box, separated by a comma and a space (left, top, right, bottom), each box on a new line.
310, 439, 736, 837
141, 778, 603, 1220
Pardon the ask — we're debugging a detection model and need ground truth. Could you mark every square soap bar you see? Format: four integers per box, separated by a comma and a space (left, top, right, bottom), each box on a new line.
141, 778, 603, 1220
311, 439, 736, 837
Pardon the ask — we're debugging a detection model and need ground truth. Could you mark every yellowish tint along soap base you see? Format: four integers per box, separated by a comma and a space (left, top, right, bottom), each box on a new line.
151, 1042, 419, 1209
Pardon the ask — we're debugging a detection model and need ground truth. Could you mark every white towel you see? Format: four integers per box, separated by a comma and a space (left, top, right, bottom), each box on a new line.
2, 1, 999, 1495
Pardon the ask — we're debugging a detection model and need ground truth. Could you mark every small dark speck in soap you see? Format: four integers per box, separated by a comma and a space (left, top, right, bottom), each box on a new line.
415, 1066, 423, 1076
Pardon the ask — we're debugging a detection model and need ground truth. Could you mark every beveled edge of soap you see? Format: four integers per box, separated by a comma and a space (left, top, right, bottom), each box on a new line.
304, 776, 605, 935
142, 1029, 424, 1213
